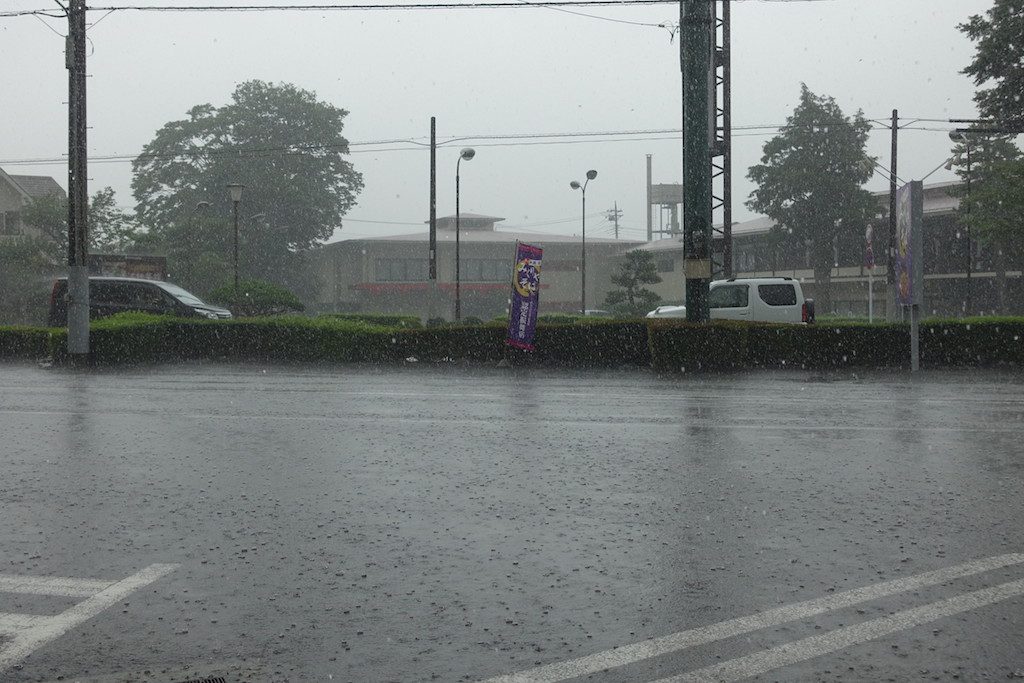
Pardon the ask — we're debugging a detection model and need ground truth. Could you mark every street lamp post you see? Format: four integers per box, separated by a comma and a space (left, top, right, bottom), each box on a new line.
455, 148, 475, 322
227, 183, 245, 308
570, 170, 598, 315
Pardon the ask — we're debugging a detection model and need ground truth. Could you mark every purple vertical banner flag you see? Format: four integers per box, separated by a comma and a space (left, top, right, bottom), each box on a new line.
507, 241, 543, 350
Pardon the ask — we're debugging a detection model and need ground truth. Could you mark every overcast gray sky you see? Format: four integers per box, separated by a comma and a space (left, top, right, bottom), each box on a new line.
0, 0, 993, 242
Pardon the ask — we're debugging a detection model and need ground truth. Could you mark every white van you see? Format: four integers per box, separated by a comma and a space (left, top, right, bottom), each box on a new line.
646, 277, 815, 324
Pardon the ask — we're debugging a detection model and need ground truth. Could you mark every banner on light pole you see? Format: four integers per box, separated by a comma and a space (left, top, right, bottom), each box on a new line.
507, 242, 543, 351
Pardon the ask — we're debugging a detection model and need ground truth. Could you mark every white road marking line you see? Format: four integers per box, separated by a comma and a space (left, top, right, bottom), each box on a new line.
481, 553, 1024, 683
657, 576, 1024, 683
0, 613, 52, 634
0, 563, 178, 673
0, 574, 114, 598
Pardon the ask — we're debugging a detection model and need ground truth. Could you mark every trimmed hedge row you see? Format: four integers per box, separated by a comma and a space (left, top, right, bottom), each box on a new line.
649, 318, 1024, 371
387, 320, 651, 367
73, 314, 394, 365
318, 313, 423, 328
0, 326, 57, 360
648, 321, 907, 371
5, 314, 1023, 370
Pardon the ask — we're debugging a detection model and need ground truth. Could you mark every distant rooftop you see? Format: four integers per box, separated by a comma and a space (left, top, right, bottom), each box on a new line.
330, 212, 642, 246
333, 228, 641, 246
427, 213, 506, 231
9, 174, 66, 200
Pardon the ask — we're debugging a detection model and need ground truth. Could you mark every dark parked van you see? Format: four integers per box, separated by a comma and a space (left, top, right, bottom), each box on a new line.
48, 277, 232, 327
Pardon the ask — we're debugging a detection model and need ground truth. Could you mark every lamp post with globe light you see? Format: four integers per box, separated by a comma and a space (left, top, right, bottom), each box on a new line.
570, 169, 598, 315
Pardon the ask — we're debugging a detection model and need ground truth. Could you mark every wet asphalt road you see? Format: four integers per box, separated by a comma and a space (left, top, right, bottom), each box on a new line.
1, 362, 1023, 682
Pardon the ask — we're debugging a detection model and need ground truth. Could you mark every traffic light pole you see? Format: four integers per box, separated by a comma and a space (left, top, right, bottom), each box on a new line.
682, 0, 712, 322
67, 0, 90, 361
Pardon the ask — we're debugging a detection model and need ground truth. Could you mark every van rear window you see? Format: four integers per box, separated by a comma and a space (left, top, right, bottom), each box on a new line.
758, 284, 797, 306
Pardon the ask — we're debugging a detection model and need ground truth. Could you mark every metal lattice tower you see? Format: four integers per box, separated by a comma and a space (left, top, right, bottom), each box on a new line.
711, 0, 733, 278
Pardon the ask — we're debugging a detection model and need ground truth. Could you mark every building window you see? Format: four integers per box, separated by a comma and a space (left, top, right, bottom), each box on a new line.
657, 258, 675, 273
375, 258, 428, 282
463, 259, 510, 282
1, 211, 23, 236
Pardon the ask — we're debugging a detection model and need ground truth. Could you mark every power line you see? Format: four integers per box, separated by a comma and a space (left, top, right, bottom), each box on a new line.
502, 211, 604, 228
0, 0, 847, 16
0, 117, 963, 168
1, 9, 67, 17
510, 0, 670, 28
31, 12, 66, 35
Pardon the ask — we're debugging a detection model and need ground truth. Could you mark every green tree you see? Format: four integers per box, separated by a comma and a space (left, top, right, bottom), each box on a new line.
21, 186, 141, 258
603, 249, 662, 316
960, 1, 1024, 125
0, 237, 58, 325
950, 134, 1024, 312
206, 278, 305, 317
131, 80, 363, 294
746, 85, 877, 312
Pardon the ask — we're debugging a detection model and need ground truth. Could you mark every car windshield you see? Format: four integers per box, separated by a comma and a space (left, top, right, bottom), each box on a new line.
6, 1, 1024, 682
156, 282, 208, 307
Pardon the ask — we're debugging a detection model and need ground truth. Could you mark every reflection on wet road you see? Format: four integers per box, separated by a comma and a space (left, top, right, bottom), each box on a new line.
0, 363, 1022, 681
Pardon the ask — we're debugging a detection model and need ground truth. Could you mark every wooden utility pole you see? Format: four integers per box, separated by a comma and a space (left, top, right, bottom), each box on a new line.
887, 109, 898, 321
66, 0, 90, 360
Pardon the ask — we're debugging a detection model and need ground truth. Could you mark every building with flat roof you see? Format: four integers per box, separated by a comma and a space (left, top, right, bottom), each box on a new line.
311, 213, 644, 319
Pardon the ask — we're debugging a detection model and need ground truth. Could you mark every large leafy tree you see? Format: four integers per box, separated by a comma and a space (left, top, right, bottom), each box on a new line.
21, 186, 141, 258
0, 237, 58, 325
747, 85, 877, 312
957, 2, 1024, 314
603, 249, 662, 316
960, 0, 1024, 126
131, 80, 363, 293
950, 134, 1023, 312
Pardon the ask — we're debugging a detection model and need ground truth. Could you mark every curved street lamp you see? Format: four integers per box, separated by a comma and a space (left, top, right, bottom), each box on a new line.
455, 147, 475, 321
570, 169, 598, 315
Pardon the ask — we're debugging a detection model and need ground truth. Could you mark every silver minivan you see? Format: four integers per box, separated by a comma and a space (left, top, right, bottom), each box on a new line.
646, 278, 815, 324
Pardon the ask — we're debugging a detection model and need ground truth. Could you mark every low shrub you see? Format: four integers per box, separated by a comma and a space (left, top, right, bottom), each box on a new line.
534, 321, 651, 367
319, 313, 423, 329
920, 317, 1024, 367
0, 325, 56, 360
19, 314, 1024, 370
537, 313, 586, 325
391, 325, 506, 363
206, 279, 305, 317
648, 321, 749, 372
47, 313, 395, 365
